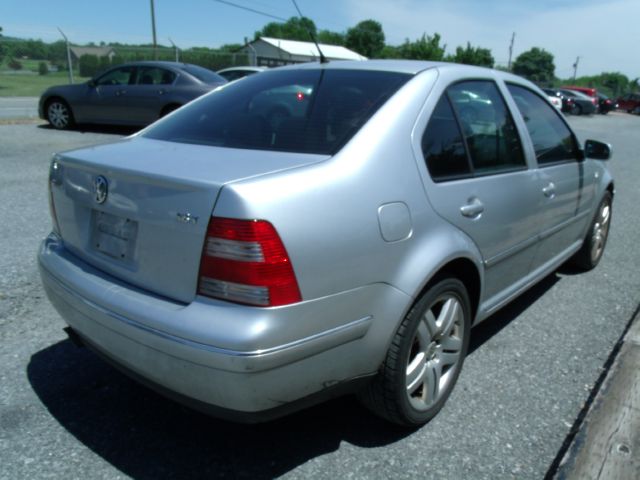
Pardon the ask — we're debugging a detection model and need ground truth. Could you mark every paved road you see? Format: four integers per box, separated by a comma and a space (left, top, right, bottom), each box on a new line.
0, 113, 639, 479
0, 97, 39, 120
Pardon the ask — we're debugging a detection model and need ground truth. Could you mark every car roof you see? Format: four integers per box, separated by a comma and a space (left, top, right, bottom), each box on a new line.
217, 66, 267, 73
275, 59, 532, 83
113, 60, 200, 70
561, 88, 591, 99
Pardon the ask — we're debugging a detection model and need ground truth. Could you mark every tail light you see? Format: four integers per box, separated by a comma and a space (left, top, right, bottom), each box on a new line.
198, 217, 301, 307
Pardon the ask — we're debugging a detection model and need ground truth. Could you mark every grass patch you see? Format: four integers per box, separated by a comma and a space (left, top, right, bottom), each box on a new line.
0, 72, 90, 97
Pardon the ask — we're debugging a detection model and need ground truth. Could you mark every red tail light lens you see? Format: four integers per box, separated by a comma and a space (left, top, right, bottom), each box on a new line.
198, 217, 301, 307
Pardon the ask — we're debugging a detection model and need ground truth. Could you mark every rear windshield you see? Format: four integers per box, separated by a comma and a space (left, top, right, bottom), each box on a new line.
143, 69, 412, 155
182, 64, 226, 84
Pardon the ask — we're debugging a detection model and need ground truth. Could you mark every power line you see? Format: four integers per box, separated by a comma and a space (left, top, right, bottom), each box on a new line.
212, 0, 288, 22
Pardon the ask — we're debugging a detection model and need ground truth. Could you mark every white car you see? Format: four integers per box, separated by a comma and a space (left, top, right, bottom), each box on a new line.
547, 95, 562, 111
216, 66, 267, 82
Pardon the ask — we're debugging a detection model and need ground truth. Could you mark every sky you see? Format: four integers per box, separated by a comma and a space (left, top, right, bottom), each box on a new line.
2, 0, 638, 78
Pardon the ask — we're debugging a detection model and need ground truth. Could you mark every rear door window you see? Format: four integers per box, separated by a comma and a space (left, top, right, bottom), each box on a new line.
422, 95, 471, 181
136, 67, 176, 85
447, 81, 526, 175
143, 69, 412, 155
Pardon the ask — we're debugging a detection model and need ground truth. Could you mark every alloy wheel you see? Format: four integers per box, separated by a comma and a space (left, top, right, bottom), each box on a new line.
406, 294, 465, 411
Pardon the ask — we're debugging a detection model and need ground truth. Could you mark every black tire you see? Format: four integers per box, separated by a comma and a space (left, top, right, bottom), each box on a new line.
46, 98, 74, 130
571, 104, 583, 116
359, 278, 471, 427
570, 191, 612, 270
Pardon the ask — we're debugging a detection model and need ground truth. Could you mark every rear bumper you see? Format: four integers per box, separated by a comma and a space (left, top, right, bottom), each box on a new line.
38, 234, 410, 418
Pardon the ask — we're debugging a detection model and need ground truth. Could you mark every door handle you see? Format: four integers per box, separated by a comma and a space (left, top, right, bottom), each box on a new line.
115, 90, 127, 96
542, 182, 556, 198
158, 89, 166, 95
460, 198, 484, 218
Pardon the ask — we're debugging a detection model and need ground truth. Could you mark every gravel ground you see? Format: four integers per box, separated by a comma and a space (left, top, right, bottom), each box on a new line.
0, 113, 639, 479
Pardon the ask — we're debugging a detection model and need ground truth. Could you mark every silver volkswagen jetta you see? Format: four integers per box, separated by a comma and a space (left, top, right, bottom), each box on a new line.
38, 60, 613, 426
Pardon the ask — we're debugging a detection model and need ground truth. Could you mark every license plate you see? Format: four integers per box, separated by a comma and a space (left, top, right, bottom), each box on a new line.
92, 211, 137, 260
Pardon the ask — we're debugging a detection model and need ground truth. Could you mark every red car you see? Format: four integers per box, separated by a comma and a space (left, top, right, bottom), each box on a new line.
562, 85, 597, 98
616, 93, 640, 114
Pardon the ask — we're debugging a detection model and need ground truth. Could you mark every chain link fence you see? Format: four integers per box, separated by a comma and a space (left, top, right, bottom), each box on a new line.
0, 39, 250, 81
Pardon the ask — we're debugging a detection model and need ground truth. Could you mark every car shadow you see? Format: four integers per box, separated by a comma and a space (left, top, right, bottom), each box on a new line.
38, 123, 141, 136
27, 340, 411, 479
28, 273, 560, 478
468, 273, 560, 355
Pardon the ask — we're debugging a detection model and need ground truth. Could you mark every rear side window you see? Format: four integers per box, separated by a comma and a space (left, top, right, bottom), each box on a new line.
144, 69, 411, 155
136, 67, 176, 85
422, 95, 471, 181
182, 64, 226, 84
507, 84, 578, 164
447, 81, 526, 175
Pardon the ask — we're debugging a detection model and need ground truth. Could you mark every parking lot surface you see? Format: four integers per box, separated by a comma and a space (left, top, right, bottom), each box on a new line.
1, 113, 639, 479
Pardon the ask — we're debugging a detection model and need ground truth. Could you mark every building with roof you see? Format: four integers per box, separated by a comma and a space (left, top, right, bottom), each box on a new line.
240, 37, 367, 67
69, 46, 116, 62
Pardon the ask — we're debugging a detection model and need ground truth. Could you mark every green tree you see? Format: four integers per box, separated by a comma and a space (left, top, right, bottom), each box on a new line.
598, 72, 629, 96
379, 45, 402, 59
0, 26, 6, 65
99, 55, 111, 73
317, 30, 345, 46
397, 33, 446, 61
219, 43, 243, 52
8, 57, 23, 70
512, 47, 555, 84
79, 54, 99, 77
345, 20, 385, 58
38, 61, 48, 75
448, 42, 494, 68
255, 17, 317, 42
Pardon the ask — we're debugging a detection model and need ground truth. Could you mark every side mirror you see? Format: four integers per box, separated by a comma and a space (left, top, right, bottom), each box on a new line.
584, 139, 612, 160
87, 80, 97, 88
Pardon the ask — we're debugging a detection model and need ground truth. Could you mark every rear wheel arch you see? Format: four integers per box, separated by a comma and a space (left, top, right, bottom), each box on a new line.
421, 257, 481, 323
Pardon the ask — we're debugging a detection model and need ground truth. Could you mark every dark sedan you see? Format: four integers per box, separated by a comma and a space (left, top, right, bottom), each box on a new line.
558, 88, 597, 115
39, 61, 227, 129
597, 93, 616, 114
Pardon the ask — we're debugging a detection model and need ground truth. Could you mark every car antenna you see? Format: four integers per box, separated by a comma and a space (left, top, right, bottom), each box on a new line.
291, 0, 328, 64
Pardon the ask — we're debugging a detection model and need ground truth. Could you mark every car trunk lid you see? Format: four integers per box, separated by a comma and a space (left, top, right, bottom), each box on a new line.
50, 136, 327, 303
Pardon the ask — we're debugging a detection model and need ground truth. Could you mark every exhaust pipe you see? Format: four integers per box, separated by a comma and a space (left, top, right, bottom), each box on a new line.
64, 326, 84, 348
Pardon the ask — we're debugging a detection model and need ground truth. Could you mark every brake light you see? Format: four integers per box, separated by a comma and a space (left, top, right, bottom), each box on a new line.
198, 217, 301, 307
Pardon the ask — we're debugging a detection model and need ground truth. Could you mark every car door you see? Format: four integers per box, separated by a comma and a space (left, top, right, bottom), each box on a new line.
82, 66, 136, 123
122, 66, 177, 124
506, 84, 596, 270
419, 79, 541, 305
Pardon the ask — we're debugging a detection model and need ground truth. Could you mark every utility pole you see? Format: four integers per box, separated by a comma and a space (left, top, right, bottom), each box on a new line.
57, 27, 74, 84
168, 37, 179, 62
150, 0, 158, 60
572, 56, 580, 81
507, 32, 516, 70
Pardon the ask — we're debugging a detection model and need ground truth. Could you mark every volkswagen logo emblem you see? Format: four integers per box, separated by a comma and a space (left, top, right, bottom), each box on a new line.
94, 176, 108, 204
